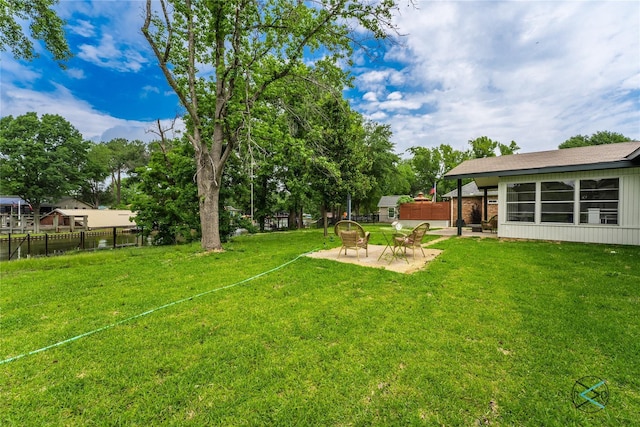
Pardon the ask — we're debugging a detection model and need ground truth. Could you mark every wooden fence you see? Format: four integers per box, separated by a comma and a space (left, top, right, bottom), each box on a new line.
399, 201, 450, 221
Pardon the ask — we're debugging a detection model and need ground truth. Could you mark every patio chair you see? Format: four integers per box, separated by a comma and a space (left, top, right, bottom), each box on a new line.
481, 215, 498, 233
393, 222, 430, 261
334, 220, 370, 260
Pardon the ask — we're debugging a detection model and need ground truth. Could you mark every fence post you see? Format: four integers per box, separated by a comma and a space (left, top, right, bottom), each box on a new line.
8, 233, 11, 261
45, 233, 49, 257
113, 227, 117, 249
27, 233, 31, 258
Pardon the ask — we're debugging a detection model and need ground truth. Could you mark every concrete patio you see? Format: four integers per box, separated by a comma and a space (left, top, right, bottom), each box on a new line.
306, 243, 444, 274
306, 228, 496, 274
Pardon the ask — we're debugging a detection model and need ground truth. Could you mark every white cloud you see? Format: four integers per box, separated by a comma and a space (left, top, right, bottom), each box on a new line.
77, 33, 147, 72
12, 0, 637, 159
141, 85, 160, 97
362, 91, 378, 102
351, 1, 640, 154
356, 68, 407, 91
0, 57, 41, 82
67, 19, 95, 38
0, 81, 181, 143
386, 91, 402, 101
66, 68, 86, 79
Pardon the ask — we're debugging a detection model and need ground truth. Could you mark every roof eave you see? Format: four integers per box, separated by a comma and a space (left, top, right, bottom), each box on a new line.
445, 160, 636, 180
627, 147, 640, 163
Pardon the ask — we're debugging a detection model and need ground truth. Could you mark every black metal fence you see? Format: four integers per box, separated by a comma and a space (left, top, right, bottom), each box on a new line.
316, 214, 380, 227
0, 228, 145, 262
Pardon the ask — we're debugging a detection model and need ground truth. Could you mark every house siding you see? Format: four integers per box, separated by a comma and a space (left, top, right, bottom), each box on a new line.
497, 167, 640, 245
378, 207, 396, 223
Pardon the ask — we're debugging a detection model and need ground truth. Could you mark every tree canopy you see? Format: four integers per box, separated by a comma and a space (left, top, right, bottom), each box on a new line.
0, 0, 71, 64
0, 112, 88, 231
141, 0, 400, 250
559, 131, 632, 149
467, 136, 519, 158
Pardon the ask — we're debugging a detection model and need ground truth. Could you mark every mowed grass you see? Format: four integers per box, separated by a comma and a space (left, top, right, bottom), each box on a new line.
1, 228, 639, 426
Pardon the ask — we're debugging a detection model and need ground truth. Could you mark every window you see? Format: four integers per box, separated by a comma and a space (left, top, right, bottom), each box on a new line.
541, 180, 575, 223
579, 178, 619, 225
506, 183, 535, 222
388, 207, 396, 219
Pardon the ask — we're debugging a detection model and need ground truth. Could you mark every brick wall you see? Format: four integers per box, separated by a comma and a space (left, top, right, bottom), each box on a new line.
450, 197, 498, 224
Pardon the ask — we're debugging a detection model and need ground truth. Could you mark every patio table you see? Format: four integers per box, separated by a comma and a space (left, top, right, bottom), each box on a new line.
378, 227, 407, 264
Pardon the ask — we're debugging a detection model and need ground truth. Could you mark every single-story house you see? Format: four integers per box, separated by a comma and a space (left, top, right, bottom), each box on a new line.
377, 195, 409, 223
442, 181, 498, 225
40, 209, 136, 231
445, 141, 640, 245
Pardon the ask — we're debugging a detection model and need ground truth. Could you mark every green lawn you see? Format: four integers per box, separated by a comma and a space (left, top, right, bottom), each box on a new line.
1, 229, 639, 426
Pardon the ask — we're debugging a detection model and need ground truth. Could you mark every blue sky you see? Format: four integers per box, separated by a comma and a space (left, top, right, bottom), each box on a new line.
1, 0, 639, 155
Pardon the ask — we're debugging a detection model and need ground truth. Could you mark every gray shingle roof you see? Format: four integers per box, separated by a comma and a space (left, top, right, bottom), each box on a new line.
377, 195, 409, 208
445, 141, 640, 179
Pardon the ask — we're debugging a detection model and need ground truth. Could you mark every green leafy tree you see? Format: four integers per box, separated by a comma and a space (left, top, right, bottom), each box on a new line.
405, 144, 470, 199
0, 0, 71, 65
141, 0, 399, 250
498, 140, 520, 155
360, 121, 399, 214
468, 136, 519, 158
131, 139, 200, 245
105, 138, 148, 206
559, 131, 632, 149
0, 112, 88, 231
437, 144, 471, 196
311, 98, 373, 231
80, 142, 112, 208
407, 146, 442, 195
387, 159, 416, 195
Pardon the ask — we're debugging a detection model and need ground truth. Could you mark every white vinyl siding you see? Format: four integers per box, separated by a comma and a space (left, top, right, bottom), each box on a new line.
498, 167, 640, 245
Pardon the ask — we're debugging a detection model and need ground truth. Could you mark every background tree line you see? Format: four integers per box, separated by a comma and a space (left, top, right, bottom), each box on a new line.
2, 108, 633, 240
0, 0, 635, 245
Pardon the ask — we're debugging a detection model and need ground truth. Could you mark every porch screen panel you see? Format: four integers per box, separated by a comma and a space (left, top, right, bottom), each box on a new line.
541, 180, 575, 223
579, 178, 619, 225
506, 183, 535, 222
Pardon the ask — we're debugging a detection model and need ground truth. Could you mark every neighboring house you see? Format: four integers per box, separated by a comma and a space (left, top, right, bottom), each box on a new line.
0, 196, 91, 215
54, 197, 93, 210
377, 195, 408, 223
445, 142, 640, 245
40, 209, 136, 231
442, 181, 498, 225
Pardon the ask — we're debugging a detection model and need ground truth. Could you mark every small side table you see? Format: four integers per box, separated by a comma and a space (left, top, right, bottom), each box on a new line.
378, 229, 408, 264
378, 229, 396, 261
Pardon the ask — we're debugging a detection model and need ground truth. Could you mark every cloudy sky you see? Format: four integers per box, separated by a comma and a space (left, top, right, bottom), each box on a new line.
1, 0, 638, 155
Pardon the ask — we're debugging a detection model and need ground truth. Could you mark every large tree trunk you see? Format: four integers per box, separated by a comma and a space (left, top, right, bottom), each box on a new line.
197, 158, 223, 251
